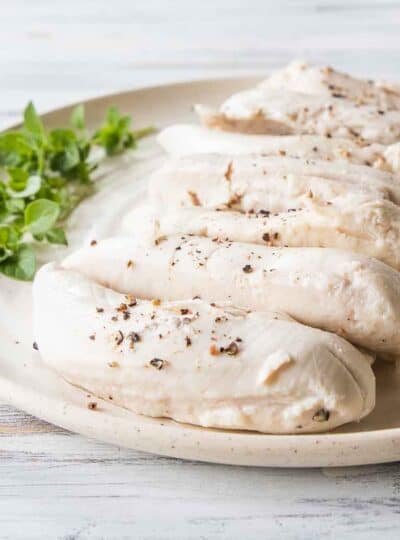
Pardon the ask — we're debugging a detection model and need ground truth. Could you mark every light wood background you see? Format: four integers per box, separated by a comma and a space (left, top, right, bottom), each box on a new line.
1, 1, 400, 538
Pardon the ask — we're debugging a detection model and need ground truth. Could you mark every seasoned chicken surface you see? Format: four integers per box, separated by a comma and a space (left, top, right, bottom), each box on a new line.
34, 61, 400, 434
34, 263, 375, 433
157, 124, 400, 174
123, 201, 400, 271
149, 154, 400, 212
196, 89, 400, 144
63, 236, 400, 358
261, 60, 400, 109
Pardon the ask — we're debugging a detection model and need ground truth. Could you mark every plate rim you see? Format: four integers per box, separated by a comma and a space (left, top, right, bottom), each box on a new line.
2, 75, 263, 132
2, 368, 400, 468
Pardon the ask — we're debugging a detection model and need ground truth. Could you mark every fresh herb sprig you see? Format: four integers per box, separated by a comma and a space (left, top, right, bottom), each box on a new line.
0, 102, 154, 281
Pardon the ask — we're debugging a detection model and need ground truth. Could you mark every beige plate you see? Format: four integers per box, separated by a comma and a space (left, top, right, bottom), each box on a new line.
1, 78, 400, 467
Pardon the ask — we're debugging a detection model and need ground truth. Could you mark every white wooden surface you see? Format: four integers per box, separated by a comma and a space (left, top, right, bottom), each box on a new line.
1, 1, 400, 538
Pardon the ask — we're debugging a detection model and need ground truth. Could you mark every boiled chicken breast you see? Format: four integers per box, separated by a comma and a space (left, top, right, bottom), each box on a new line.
123, 201, 400, 271
33, 264, 375, 433
148, 154, 400, 212
261, 60, 400, 109
157, 124, 400, 174
63, 235, 400, 358
196, 89, 400, 144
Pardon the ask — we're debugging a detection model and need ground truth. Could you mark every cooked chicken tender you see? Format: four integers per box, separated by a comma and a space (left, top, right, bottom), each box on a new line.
123, 201, 400, 271
33, 263, 375, 433
149, 154, 400, 212
63, 235, 400, 359
157, 124, 400, 174
196, 89, 400, 144
261, 60, 400, 109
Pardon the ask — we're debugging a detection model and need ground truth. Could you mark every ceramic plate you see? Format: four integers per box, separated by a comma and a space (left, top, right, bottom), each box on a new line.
1, 78, 400, 467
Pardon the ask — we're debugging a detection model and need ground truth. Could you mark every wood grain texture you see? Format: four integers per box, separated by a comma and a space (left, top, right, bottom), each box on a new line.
1, 1, 400, 538
1, 0, 400, 126
1, 400, 400, 540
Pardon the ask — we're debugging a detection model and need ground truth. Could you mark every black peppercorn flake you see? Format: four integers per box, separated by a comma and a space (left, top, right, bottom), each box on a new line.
150, 358, 165, 370
128, 332, 141, 348
225, 342, 239, 356
113, 330, 124, 346
312, 408, 330, 422
125, 295, 137, 307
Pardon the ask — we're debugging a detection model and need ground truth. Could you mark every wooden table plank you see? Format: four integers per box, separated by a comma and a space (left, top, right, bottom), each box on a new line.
1, 402, 400, 539
1, 404, 400, 539
0, 405, 61, 434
